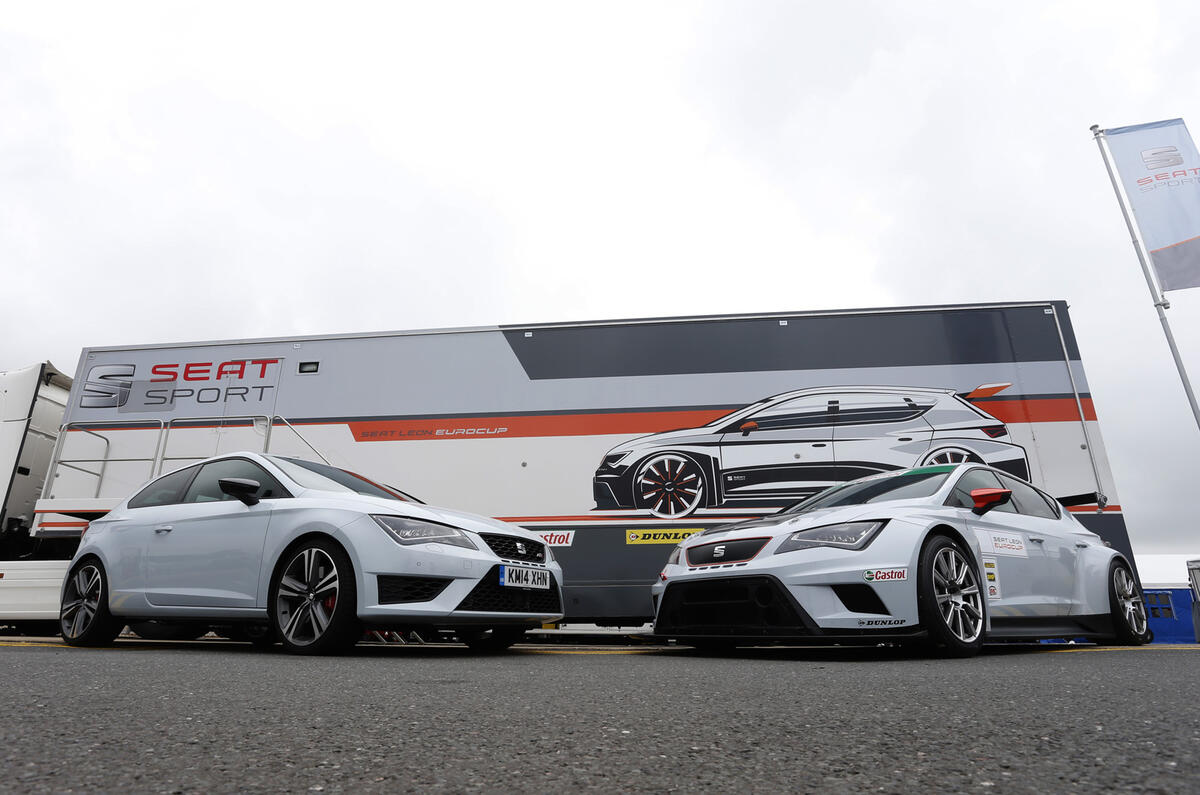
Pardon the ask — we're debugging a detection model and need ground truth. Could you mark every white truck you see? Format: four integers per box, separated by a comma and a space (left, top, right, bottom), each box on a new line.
7, 302, 1133, 627
0, 362, 72, 634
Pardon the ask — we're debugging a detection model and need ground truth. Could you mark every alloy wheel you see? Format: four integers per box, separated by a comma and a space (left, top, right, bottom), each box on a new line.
923, 448, 980, 466
275, 547, 340, 646
61, 564, 103, 640
1113, 566, 1148, 636
932, 546, 983, 643
636, 454, 705, 518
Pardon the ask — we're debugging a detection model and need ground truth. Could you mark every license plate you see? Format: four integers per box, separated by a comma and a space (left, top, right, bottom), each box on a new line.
499, 565, 550, 590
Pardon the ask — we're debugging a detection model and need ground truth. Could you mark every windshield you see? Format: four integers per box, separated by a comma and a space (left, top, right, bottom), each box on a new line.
703, 397, 773, 428
784, 466, 954, 514
269, 457, 413, 501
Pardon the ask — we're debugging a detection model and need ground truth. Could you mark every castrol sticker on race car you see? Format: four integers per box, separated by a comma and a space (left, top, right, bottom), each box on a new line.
863, 568, 907, 582
536, 531, 575, 547
979, 531, 1028, 557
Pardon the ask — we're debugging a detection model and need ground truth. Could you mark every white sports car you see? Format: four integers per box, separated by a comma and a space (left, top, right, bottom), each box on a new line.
651, 463, 1150, 656
594, 385, 1029, 518
60, 453, 564, 654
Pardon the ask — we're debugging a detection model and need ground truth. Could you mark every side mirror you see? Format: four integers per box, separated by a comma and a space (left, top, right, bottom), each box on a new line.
219, 477, 261, 506
970, 488, 1011, 516
739, 420, 759, 436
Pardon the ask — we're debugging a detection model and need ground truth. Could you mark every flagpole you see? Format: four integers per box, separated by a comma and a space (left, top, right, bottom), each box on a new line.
1091, 124, 1200, 433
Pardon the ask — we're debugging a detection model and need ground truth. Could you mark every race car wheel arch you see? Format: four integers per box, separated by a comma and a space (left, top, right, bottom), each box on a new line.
631, 451, 714, 518
915, 532, 985, 658
1107, 557, 1151, 646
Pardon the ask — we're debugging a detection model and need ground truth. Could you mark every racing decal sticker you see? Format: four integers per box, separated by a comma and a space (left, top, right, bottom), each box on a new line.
857, 618, 908, 627
983, 556, 1001, 600
537, 531, 575, 547
979, 531, 1028, 557
863, 568, 907, 582
626, 529, 702, 545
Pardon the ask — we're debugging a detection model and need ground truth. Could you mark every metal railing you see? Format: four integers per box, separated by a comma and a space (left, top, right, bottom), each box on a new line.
41, 415, 331, 502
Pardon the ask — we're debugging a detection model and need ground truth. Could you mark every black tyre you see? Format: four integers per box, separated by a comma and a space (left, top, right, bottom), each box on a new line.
60, 559, 123, 647
916, 535, 985, 658
270, 538, 360, 655
128, 621, 210, 641
1108, 560, 1151, 645
459, 626, 527, 652
633, 453, 707, 518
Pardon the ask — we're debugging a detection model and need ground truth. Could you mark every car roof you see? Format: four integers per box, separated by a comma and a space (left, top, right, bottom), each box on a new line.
762, 385, 959, 402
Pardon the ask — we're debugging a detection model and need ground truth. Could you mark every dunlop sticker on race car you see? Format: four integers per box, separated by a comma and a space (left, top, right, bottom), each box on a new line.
626, 529, 702, 545
983, 556, 1001, 599
863, 568, 907, 582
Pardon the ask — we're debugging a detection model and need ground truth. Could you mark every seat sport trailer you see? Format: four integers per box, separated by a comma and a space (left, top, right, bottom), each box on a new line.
13, 301, 1135, 626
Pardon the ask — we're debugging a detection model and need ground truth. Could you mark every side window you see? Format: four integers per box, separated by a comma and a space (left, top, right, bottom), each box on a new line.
997, 474, 1059, 520
182, 459, 290, 504
946, 468, 1013, 512
128, 466, 199, 509
834, 393, 931, 425
745, 396, 834, 431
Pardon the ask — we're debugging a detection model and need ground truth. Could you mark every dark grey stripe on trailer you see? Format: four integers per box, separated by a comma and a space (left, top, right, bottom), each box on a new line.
502, 303, 1083, 380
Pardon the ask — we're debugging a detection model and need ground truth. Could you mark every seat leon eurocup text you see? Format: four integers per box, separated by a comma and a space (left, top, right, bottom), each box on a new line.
60, 453, 564, 653
652, 463, 1150, 656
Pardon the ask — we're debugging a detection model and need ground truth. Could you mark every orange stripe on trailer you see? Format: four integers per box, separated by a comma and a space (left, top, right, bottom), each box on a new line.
980, 398, 1097, 423
347, 409, 729, 442
38, 521, 90, 527
1066, 504, 1122, 513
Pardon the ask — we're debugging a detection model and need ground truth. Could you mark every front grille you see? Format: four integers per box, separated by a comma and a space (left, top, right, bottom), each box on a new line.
378, 575, 452, 605
831, 584, 889, 615
686, 537, 769, 567
479, 533, 546, 563
456, 565, 561, 613
655, 576, 811, 637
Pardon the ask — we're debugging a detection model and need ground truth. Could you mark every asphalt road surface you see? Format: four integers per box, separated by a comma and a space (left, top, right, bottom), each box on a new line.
0, 638, 1196, 793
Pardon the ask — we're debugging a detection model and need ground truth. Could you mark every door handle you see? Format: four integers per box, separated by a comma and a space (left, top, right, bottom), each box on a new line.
1028, 537, 1044, 543
154, 525, 174, 534
1075, 542, 1089, 549
811, 443, 827, 448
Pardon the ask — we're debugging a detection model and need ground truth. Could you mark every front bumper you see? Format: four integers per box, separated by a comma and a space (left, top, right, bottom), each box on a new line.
651, 531, 924, 638
343, 516, 565, 626
653, 574, 923, 643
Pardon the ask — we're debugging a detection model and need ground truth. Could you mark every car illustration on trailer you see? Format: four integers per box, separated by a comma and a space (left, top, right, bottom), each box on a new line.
593, 385, 1029, 518
651, 463, 1150, 656
59, 452, 564, 654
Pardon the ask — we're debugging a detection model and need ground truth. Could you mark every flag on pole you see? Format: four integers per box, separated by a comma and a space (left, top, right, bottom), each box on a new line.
1105, 118, 1200, 292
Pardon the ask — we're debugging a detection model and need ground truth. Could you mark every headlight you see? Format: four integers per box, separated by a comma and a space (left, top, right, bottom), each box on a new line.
601, 451, 630, 467
372, 515, 477, 550
774, 521, 886, 554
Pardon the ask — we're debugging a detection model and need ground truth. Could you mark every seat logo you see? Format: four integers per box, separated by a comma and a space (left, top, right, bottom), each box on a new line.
80, 364, 136, 408
1142, 146, 1184, 170
515, 541, 527, 555
712, 545, 726, 558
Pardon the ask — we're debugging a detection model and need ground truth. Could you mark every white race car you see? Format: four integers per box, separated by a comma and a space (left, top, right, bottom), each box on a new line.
651, 463, 1150, 656
60, 452, 564, 654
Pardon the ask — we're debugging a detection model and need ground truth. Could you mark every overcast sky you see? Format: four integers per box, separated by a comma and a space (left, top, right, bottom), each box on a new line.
2, 1, 1198, 558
